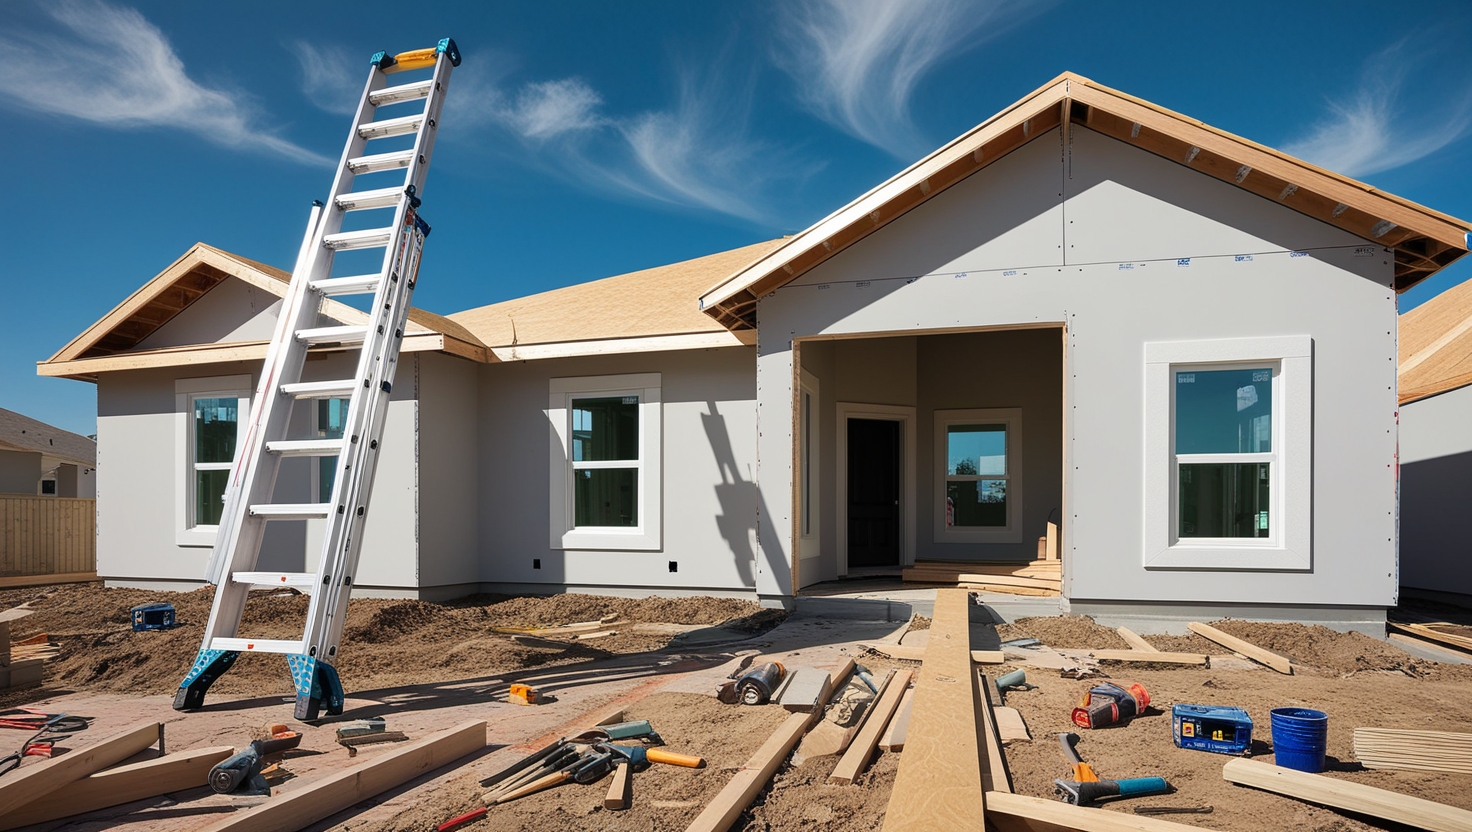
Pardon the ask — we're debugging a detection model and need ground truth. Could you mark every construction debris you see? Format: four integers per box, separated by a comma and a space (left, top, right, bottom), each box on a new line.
1188, 622, 1294, 674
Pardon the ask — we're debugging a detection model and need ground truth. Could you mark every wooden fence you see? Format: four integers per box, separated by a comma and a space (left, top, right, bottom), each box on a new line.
0, 496, 96, 580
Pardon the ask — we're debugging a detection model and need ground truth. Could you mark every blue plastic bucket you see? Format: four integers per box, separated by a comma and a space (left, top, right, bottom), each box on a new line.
1271, 707, 1328, 772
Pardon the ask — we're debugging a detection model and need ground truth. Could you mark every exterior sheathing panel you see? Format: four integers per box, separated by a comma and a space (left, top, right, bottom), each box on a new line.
475, 348, 761, 595
416, 353, 480, 590
759, 126, 1397, 606
1399, 384, 1472, 598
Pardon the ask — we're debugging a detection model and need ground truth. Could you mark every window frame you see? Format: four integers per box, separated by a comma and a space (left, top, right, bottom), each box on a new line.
798, 369, 821, 561
175, 375, 250, 547
933, 407, 1024, 544
548, 373, 662, 551
1144, 337, 1312, 570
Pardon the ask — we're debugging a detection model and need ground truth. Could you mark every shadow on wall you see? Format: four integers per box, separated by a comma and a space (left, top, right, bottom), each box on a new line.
700, 401, 765, 592
1400, 450, 1472, 596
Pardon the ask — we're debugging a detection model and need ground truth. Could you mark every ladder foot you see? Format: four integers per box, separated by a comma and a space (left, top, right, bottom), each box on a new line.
288, 655, 345, 721
174, 649, 240, 711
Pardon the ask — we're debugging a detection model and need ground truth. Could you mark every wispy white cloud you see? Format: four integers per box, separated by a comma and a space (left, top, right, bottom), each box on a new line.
0, 1, 330, 165
1283, 39, 1472, 178
505, 79, 607, 140
293, 41, 365, 116
777, 0, 1052, 158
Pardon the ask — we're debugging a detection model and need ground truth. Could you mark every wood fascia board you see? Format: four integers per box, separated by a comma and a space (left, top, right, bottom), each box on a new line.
194, 247, 290, 296
698, 80, 1071, 316
0, 745, 233, 830
489, 329, 752, 362
1068, 82, 1472, 250
198, 721, 485, 832
0, 721, 161, 816
1222, 757, 1472, 832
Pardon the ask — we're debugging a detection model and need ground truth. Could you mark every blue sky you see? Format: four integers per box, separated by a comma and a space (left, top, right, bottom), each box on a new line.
3, 0, 1470, 436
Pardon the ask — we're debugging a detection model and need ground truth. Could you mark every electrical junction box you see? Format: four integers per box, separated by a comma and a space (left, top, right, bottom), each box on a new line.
1173, 704, 1252, 755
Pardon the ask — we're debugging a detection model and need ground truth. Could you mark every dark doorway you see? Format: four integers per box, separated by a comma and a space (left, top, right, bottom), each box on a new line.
847, 418, 901, 567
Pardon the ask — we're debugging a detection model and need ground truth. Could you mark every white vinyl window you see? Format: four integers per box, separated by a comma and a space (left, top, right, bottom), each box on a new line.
175, 375, 250, 546
934, 408, 1023, 544
1145, 337, 1312, 570
549, 373, 662, 550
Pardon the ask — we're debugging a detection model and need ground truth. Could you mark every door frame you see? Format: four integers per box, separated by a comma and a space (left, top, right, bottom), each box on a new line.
835, 402, 917, 575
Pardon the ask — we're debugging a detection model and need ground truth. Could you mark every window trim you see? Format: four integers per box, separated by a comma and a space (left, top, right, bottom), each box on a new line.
1144, 336, 1312, 570
175, 375, 250, 547
548, 373, 662, 551
933, 408, 1024, 544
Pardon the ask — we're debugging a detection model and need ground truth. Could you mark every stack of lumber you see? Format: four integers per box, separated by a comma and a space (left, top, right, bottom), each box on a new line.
0, 608, 44, 689
1388, 620, 1472, 654
1354, 728, 1472, 773
901, 560, 1061, 596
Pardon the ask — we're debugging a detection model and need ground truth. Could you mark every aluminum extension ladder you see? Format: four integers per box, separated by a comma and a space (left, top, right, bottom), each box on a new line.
175, 39, 460, 720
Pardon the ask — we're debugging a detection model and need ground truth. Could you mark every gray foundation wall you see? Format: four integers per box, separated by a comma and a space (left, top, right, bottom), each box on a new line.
1399, 383, 1472, 599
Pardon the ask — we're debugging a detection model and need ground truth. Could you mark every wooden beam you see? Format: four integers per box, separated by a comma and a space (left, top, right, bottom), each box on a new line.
1187, 622, 1292, 674
986, 791, 1219, 831
879, 688, 915, 752
882, 589, 986, 831
1115, 627, 1158, 652
830, 670, 912, 785
1090, 649, 1208, 666
197, 721, 485, 832
1223, 757, 1472, 832
1388, 621, 1472, 654
0, 721, 161, 816
977, 670, 1011, 793
684, 709, 819, 832
954, 574, 1060, 590
0, 745, 232, 830
0, 572, 98, 589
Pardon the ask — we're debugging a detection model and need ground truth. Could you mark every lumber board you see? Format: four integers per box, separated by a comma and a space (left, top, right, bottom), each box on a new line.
985, 791, 1219, 831
1387, 621, 1472, 654
604, 761, 632, 810
882, 588, 986, 831
954, 573, 1060, 590
1045, 522, 1058, 561
879, 687, 914, 752
830, 670, 912, 785
684, 709, 818, 832
198, 721, 485, 832
1223, 757, 1472, 832
977, 671, 1011, 793
958, 583, 1059, 597
860, 642, 1003, 664
1353, 728, 1472, 773
0, 745, 232, 830
1187, 622, 1292, 674
1116, 627, 1158, 652
993, 707, 1030, 744
0, 720, 161, 816
776, 667, 833, 713
1090, 649, 1207, 666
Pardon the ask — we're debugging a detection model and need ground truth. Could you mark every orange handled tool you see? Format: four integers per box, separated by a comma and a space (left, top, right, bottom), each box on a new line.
599, 743, 705, 770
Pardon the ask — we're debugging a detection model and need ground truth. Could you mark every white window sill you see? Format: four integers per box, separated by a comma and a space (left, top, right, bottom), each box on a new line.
176, 527, 219, 548
1146, 543, 1310, 571
558, 527, 661, 552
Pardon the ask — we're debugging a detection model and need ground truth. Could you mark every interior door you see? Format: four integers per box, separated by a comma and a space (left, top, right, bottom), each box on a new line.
847, 418, 900, 567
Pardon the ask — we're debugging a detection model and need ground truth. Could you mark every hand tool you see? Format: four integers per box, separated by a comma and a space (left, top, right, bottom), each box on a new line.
1071, 681, 1150, 729
1134, 806, 1214, 814
209, 731, 303, 795
1056, 733, 1099, 782
595, 742, 705, 771
493, 748, 615, 804
1053, 731, 1168, 806
596, 719, 663, 744
478, 737, 568, 788
482, 744, 584, 802
437, 807, 488, 830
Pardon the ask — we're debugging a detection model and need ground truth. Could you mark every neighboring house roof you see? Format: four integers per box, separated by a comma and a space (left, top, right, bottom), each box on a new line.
38, 243, 490, 381
700, 72, 1472, 330
1399, 277, 1472, 404
449, 239, 787, 360
0, 408, 95, 466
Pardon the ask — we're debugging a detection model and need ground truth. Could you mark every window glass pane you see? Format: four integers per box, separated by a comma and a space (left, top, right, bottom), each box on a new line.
947, 424, 1006, 476
317, 399, 348, 503
574, 468, 638, 527
1175, 368, 1272, 454
194, 397, 238, 463
571, 397, 639, 462
1178, 462, 1270, 538
946, 479, 1008, 527
196, 469, 229, 526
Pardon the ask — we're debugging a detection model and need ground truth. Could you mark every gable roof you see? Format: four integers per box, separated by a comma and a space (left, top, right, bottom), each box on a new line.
39, 243, 489, 380
0, 408, 95, 466
449, 239, 786, 360
699, 72, 1472, 330
1399, 278, 1472, 404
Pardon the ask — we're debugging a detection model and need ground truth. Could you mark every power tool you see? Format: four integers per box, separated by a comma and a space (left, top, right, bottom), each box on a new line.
1054, 732, 1170, 806
1071, 681, 1150, 729
209, 731, 302, 795
735, 661, 786, 705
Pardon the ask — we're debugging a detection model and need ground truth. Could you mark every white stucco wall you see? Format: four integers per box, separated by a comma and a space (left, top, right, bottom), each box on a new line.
757, 126, 1398, 607
1399, 383, 1472, 598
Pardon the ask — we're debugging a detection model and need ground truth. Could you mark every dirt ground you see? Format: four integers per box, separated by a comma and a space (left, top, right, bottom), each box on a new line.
4, 585, 1472, 831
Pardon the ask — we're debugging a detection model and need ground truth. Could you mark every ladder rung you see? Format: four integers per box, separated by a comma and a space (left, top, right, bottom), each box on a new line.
296, 325, 367, 345
335, 187, 403, 212
323, 228, 393, 250
358, 113, 423, 139
369, 79, 432, 106
249, 503, 332, 519
348, 150, 414, 174
311, 274, 381, 296
266, 438, 345, 457
233, 571, 319, 588
281, 380, 357, 399
211, 638, 306, 655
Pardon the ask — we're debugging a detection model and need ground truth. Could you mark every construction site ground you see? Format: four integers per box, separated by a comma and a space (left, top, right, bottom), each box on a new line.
2, 583, 1472, 831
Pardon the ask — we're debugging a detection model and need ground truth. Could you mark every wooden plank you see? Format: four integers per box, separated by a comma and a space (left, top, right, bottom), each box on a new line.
685, 709, 818, 832
0, 745, 232, 830
0, 721, 161, 816
882, 588, 986, 831
1222, 757, 1472, 832
830, 670, 912, 785
1388, 622, 1472, 654
776, 667, 834, 713
1187, 622, 1292, 674
958, 584, 1059, 597
1353, 728, 1472, 773
986, 791, 1219, 831
954, 574, 1060, 590
860, 643, 1003, 664
1116, 627, 1158, 652
1045, 522, 1058, 561
879, 688, 914, 752
604, 761, 632, 811
977, 671, 1011, 793
198, 721, 485, 832
1091, 649, 1207, 666
993, 707, 1030, 744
